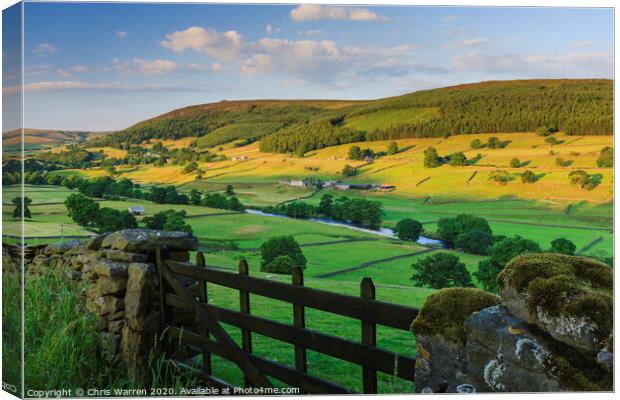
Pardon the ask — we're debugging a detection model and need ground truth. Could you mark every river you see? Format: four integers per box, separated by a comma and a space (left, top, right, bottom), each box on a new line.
244, 209, 444, 246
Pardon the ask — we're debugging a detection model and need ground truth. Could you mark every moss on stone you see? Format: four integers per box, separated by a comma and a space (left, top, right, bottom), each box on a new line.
410, 287, 500, 344
544, 351, 612, 391
498, 253, 613, 340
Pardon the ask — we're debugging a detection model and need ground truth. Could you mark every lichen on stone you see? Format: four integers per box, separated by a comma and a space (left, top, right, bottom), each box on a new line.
410, 287, 500, 344
514, 337, 550, 365
498, 253, 612, 342
483, 357, 506, 391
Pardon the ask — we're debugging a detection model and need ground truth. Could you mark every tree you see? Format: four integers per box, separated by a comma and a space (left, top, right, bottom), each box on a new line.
510, 158, 521, 168
12, 196, 32, 219
262, 255, 296, 275
95, 208, 137, 233
225, 185, 235, 196
470, 139, 482, 149
437, 214, 492, 248
348, 146, 362, 160
550, 238, 576, 255
183, 162, 198, 173
448, 152, 468, 166
260, 236, 307, 271
455, 229, 493, 255
65, 194, 100, 226
394, 218, 422, 242
143, 210, 188, 230
387, 142, 399, 155
163, 215, 193, 234
424, 147, 441, 168
487, 137, 501, 149
488, 170, 510, 185
342, 165, 357, 177
189, 189, 202, 206
521, 170, 536, 183
475, 235, 541, 292
597, 146, 613, 168
411, 253, 473, 289
536, 125, 557, 137
568, 170, 590, 188
318, 194, 333, 215
545, 136, 559, 145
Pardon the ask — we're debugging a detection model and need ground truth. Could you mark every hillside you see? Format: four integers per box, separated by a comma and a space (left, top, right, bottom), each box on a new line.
3, 128, 109, 152
88, 79, 613, 154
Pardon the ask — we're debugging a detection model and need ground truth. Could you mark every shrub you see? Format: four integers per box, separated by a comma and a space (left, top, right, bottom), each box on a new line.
509, 158, 520, 168
470, 139, 482, 149
260, 236, 307, 271
424, 146, 442, 168
262, 255, 296, 274
597, 146, 613, 168
521, 170, 536, 183
488, 170, 510, 185
394, 218, 422, 242
387, 142, 399, 155
448, 152, 468, 166
536, 125, 557, 137
342, 165, 357, 177
550, 238, 576, 255
486, 136, 501, 149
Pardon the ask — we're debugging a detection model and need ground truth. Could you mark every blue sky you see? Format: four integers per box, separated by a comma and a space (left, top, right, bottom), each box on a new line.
4, 2, 614, 131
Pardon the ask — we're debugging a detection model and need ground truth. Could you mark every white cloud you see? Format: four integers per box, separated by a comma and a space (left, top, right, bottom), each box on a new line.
453, 50, 612, 77
116, 31, 128, 38
71, 65, 91, 73
33, 43, 58, 56
266, 24, 273, 33
160, 26, 243, 62
572, 40, 592, 48
446, 37, 488, 49
57, 69, 72, 78
290, 5, 388, 22
113, 58, 178, 75
3, 81, 202, 95
160, 26, 422, 85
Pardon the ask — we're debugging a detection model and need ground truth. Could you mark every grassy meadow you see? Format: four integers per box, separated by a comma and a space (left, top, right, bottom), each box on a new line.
5, 128, 613, 392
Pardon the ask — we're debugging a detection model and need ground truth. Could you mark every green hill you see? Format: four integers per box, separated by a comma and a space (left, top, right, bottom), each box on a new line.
88, 79, 612, 154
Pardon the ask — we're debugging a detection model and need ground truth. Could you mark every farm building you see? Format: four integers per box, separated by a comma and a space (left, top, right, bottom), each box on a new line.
128, 206, 145, 215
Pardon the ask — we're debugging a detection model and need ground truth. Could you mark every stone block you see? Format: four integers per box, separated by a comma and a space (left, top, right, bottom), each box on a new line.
101, 229, 197, 252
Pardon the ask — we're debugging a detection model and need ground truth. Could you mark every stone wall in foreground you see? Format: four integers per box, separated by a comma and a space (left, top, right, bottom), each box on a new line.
23, 229, 198, 382
411, 253, 613, 393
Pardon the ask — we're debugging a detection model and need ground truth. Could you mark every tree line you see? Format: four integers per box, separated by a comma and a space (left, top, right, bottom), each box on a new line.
263, 193, 383, 228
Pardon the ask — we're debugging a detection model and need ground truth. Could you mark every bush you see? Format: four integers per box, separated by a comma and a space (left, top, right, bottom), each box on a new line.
448, 152, 468, 166
394, 218, 422, 242
488, 170, 510, 185
262, 255, 296, 274
536, 125, 557, 137
342, 165, 357, 177
424, 146, 442, 168
550, 238, 576, 255
260, 236, 307, 271
597, 146, 613, 168
387, 142, 399, 155
521, 170, 536, 183
411, 253, 473, 289
509, 158, 520, 168
470, 139, 482, 149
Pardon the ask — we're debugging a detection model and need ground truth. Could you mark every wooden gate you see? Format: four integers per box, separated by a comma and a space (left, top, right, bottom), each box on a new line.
156, 249, 419, 394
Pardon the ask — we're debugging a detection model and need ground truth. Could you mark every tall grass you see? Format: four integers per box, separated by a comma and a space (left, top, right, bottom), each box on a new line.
3, 271, 196, 392
2, 271, 22, 396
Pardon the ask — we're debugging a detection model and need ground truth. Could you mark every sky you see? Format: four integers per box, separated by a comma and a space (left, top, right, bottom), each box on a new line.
2, 2, 614, 131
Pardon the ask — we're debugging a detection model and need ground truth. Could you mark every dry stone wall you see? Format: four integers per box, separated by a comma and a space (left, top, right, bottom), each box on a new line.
410, 253, 613, 393
21, 229, 198, 382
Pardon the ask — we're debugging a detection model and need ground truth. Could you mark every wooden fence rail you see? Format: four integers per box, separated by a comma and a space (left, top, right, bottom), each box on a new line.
156, 250, 419, 394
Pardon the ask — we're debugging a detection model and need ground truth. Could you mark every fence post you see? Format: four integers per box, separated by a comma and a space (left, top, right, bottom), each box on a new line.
239, 258, 253, 387
292, 267, 308, 392
156, 248, 173, 354
196, 252, 212, 377
361, 277, 377, 394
